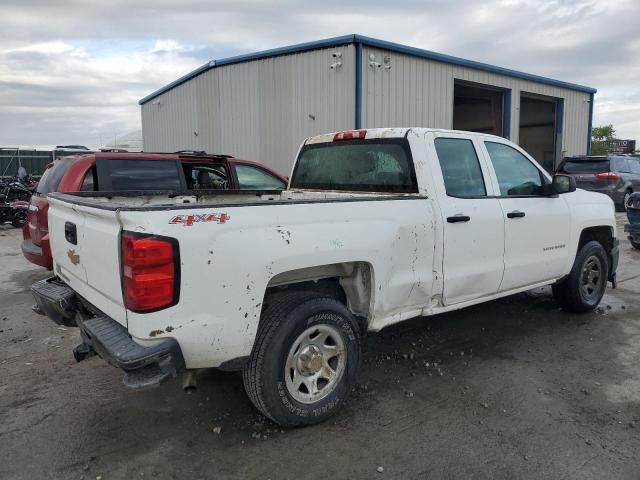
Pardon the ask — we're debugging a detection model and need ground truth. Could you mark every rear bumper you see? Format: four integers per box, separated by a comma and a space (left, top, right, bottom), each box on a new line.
21, 238, 53, 270
31, 277, 184, 389
31, 277, 78, 326
79, 316, 185, 389
624, 223, 640, 237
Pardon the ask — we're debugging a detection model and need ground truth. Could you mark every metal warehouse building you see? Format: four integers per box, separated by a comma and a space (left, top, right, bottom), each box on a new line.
139, 34, 596, 175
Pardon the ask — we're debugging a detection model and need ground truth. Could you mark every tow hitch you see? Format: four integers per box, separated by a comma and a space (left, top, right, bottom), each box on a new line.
73, 343, 96, 362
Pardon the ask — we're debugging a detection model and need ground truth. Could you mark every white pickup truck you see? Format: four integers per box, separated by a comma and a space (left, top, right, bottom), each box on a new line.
32, 128, 619, 426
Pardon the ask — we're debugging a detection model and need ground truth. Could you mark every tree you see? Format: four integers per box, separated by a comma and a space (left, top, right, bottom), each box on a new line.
591, 124, 616, 155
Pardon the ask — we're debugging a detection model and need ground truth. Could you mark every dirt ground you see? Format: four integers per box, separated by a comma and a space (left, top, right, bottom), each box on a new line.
1, 215, 639, 480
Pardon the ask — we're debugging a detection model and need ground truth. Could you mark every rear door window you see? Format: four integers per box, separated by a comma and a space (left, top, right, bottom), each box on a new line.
233, 164, 286, 189
80, 167, 97, 191
629, 158, 640, 174
184, 164, 229, 189
97, 158, 182, 191
291, 139, 417, 192
612, 157, 631, 173
559, 159, 610, 174
434, 138, 486, 197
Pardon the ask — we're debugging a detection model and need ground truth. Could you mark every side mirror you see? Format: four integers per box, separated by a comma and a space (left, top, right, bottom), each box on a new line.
552, 174, 576, 194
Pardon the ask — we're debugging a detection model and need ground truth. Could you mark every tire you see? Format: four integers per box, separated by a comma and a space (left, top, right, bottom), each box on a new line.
630, 238, 640, 250
242, 291, 362, 427
617, 191, 632, 212
11, 211, 26, 228
552, 240, 609, 313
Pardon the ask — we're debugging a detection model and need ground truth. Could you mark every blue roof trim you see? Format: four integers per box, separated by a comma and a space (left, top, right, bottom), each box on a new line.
139, 34, 597, 105
353, 34, 596, 95
139, 62, 211, 105
139, 34, 356, 105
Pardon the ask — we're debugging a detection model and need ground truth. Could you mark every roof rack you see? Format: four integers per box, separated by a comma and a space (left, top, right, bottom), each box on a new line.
136, 150, 234, 158
172, 150, 233, 158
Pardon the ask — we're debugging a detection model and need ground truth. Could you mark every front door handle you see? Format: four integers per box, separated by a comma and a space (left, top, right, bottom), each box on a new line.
447, 215, 471, 223
507, 211, 526, 219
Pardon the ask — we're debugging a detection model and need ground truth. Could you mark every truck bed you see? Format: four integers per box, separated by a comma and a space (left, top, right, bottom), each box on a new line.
46, 188, 434, 368
48, 189, 423, 211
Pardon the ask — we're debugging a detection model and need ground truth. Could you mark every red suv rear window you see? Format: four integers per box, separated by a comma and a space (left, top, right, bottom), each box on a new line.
36, 160, 73, 195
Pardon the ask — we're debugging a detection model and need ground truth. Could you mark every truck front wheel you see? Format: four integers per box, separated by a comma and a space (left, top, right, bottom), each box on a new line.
242, 291, 362, 427
552, 240, 609, 313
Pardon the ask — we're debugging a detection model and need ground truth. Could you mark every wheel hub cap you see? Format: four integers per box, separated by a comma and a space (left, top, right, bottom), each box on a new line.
285, 324, 346, 404
581, 255, 603, 300
297, 345, 323, 376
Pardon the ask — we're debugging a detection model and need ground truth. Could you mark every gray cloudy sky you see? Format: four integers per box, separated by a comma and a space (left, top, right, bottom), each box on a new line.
1, 0, 638, 149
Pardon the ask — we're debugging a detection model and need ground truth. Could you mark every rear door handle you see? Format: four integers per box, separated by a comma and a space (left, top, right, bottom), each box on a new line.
447, 215, 471, 223
507, 211, 526, 219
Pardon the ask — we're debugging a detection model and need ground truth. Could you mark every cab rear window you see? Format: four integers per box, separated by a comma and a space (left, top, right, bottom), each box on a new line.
290, 139, 417, 193
559, 159, 610, 174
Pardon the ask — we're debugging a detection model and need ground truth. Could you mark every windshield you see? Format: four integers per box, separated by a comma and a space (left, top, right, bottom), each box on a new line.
290, 139, 417, 193
559, 159, 610, 174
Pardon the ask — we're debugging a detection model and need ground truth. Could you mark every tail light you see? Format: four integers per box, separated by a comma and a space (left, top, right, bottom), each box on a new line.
594, 172, 621, 181
333, 130, 366, 141
121, 232, 179, 312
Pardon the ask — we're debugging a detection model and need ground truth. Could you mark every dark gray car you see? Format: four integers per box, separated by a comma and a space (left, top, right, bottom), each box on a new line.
557, 155, 640, 211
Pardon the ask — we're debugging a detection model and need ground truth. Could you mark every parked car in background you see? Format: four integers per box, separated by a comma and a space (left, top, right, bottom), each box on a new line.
557, 155, 640, 211
53, 145, 94, 161
22, 152, 287, 269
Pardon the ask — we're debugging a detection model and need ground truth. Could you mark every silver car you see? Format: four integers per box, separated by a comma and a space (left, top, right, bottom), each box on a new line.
557, 155, 640, 211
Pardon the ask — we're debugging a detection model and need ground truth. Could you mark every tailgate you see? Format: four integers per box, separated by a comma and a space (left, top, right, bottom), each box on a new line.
573, 174, 606, 190
47, 196, 127, 326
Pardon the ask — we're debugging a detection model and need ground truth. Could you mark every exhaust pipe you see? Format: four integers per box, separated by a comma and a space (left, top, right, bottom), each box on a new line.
182, 370, 198, 393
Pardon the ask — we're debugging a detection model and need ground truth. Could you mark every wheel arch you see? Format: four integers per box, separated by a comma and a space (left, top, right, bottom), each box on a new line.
263, 261, 375, 329
576, 225, 616, 279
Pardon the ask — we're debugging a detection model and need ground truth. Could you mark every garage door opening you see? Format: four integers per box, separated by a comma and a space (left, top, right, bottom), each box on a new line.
519, 93, 560, 171
453, 82, 506, 137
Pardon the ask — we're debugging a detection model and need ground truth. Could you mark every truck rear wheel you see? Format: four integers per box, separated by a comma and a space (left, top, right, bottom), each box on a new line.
242, 291, 362, 427
552, 240, 608, 313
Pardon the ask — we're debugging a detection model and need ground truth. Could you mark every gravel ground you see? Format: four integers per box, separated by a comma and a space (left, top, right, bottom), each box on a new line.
1, 215, 639, 480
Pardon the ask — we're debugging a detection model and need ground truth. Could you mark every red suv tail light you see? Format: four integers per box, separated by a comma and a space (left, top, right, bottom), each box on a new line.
121, 232, 180, 312
594, 172, 621, 181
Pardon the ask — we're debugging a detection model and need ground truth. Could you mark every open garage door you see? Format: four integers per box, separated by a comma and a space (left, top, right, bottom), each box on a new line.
453, 81, 507, 137
519, 93, 561, 172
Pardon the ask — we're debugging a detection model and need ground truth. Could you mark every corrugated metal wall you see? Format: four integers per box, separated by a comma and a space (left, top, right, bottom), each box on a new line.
0, 148, 52, 177
142, 43, 591, 174
361, 47, 591, 157
142, 45, 356, 175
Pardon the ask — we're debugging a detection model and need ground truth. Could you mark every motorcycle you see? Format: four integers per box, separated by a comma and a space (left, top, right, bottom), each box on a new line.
0, 176, 36, 203
0, 200, 29, 227
624, 193, 640, 250
0, 175, 35, 228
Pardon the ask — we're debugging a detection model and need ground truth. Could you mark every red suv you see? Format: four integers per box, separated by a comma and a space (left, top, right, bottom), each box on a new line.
22, 152, 287, 269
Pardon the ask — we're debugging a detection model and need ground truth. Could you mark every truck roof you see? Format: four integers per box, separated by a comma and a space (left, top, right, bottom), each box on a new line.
304, 127, 506, 145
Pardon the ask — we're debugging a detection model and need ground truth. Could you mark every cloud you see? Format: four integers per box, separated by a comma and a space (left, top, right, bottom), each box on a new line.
0, 0, 638, 148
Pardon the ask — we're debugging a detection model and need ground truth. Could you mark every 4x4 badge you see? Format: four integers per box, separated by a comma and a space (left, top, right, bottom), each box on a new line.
169, 213, 230, 226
